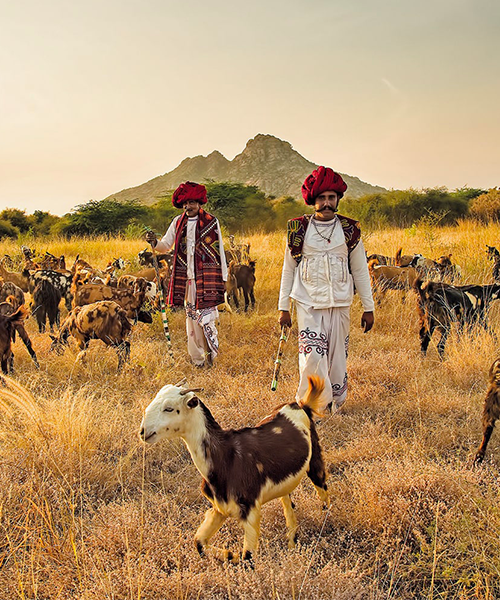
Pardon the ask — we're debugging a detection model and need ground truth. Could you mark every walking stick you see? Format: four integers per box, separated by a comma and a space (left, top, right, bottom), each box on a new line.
144, 227, 174, 359
271, 324, 290, 391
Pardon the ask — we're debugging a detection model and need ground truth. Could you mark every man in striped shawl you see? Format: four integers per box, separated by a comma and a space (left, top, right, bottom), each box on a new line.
278, 167, 374, 413
146, 182, 227, 367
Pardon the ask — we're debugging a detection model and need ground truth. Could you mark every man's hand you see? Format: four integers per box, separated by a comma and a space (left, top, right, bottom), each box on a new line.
279, 310, 292, 328
145, 230, 157, 248
361, 311, 374, 333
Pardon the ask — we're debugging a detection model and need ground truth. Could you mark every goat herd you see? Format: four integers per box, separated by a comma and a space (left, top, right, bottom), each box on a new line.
1, 239, 500, 565
368, 245, 500, 465
0, 241, 256, 376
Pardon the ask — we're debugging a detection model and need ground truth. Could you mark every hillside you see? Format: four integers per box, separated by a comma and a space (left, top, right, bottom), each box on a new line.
104, 134, 386, 205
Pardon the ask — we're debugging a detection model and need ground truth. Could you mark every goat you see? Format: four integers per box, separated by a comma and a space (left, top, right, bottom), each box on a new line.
227, 236, 251, 265
39, 252, 66, 270
368, 258, 419, 304
410, 253, 460, 282
395, 248, 421, 267
0, 297, 39, 369
138, 249, 172, 268
366, 253, 394, 266
117, 275, 157, 301
72, 278, 152, 323
227, 261, 256, 311
50, 301, 132, 371
32, 279, 62, 333
0, 280, 25, 309
474, 359, 500, 464
0, 306, 29, 374
139, 375, 329, 565
487, 245, 500, 283
0, 262, 29, 292
414, 280, 500, 357
27, 269, 73, 311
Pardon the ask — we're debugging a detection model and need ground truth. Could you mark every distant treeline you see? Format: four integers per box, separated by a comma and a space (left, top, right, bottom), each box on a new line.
1, 183, 499, 239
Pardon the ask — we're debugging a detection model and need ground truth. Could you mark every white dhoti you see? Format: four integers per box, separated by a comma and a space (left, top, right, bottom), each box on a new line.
295, 302, 350, 412
185, 279, 219, 366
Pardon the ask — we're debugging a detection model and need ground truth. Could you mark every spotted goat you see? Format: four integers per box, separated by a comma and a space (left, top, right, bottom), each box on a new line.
139, 375, 329, 565
50, 300, 132, 371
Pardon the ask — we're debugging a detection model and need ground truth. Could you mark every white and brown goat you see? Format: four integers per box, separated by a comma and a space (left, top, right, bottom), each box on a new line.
139, 375, 330, 564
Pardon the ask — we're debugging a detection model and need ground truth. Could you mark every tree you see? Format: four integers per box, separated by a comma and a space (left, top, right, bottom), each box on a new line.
58, 199, 148, 236
0, 208, 31, 233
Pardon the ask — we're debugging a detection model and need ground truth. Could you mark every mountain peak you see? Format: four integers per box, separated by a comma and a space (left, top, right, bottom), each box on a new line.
104, 134, 386, 205
244, 134, 293, 152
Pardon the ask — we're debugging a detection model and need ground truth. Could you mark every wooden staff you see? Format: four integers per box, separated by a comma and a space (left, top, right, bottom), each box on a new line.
145, 227, 174, 358
271, 325, 289, 391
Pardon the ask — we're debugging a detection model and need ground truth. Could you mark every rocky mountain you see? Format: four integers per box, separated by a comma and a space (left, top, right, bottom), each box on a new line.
104, 134, 386, 205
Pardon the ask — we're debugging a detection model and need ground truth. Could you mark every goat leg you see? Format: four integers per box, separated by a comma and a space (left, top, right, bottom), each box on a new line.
194, 508, 228, 559
281, 495, 298, 548
241, 507, 261, 566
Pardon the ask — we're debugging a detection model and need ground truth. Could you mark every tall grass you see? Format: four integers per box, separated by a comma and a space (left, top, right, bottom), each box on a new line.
0, 223, 500, 598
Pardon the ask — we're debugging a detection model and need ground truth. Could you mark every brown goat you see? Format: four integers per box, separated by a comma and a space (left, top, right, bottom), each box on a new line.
227, 261, 256, 311
368, 258, 419, 303
395, 248, 419, 267
475, 359, 500, 464
72, 279, 152, 322
0, 262, 29, 292
0, 305, 29, 374
50, 301, 132, 371
0, 297, 39, 370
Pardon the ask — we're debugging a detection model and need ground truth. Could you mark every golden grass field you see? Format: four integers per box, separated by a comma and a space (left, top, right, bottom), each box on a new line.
1, 221, 500, 599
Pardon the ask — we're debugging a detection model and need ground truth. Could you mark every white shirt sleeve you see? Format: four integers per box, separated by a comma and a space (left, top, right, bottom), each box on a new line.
350, 240, 375, 312
278, 245, 298, 311
154, 216, 179, 253
217, 220, 228, 281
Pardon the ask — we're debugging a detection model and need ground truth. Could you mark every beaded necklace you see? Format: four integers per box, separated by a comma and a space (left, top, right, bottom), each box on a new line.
312, 216, 337, 244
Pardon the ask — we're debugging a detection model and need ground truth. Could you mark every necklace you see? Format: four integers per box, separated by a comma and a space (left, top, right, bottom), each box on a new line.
312, 217, 337, 243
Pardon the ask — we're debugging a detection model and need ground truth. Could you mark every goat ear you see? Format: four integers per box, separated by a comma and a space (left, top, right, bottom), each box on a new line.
187, 397, 198, 409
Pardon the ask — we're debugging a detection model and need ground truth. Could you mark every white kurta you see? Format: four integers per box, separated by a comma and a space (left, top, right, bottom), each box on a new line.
155, 214, 227, 366
278, 216, 374, 410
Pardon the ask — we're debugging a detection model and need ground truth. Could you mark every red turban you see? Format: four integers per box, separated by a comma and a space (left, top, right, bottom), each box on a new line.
301, 166, 347, 205
172, 181, 208, 208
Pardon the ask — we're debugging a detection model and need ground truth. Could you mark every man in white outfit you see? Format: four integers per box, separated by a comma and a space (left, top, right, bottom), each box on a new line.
278, 166, 374, 412
146, 181, 227, 367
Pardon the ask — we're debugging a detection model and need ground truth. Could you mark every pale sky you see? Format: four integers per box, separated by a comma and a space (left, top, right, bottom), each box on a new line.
1, 0, 499, 215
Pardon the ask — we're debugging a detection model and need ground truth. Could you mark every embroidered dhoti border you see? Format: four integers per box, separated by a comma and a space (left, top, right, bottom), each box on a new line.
185, 279, 219, 366
295, 302, 350, 411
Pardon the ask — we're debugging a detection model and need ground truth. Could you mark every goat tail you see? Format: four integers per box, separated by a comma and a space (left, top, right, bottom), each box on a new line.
298, 375, 325, 418
395, 247, 403, 265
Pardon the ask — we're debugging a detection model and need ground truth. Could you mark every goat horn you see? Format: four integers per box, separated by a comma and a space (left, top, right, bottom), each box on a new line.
179, 387, 203, 395
174, 377, 187, 387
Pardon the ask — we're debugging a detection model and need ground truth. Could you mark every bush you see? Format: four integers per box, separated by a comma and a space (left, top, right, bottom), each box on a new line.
469, 188, 500, 223
0, 220, 19, 239
339, 188, 472, 227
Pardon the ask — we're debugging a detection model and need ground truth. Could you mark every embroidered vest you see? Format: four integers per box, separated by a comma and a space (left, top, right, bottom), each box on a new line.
287, 213, 361, 264
168, 209, 225, 309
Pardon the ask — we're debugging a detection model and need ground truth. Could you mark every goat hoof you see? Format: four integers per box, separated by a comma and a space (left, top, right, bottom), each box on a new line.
195, 541, 205, 557
242, 551, 254, 569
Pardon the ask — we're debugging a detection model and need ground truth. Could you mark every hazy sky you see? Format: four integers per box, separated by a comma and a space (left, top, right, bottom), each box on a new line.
1, 0, 499, 215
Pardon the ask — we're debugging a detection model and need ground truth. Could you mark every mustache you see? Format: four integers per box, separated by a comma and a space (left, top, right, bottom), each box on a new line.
316, 206, 338, 212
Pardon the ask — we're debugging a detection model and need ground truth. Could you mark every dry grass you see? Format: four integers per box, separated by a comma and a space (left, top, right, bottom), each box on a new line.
1, 223, 500, 599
